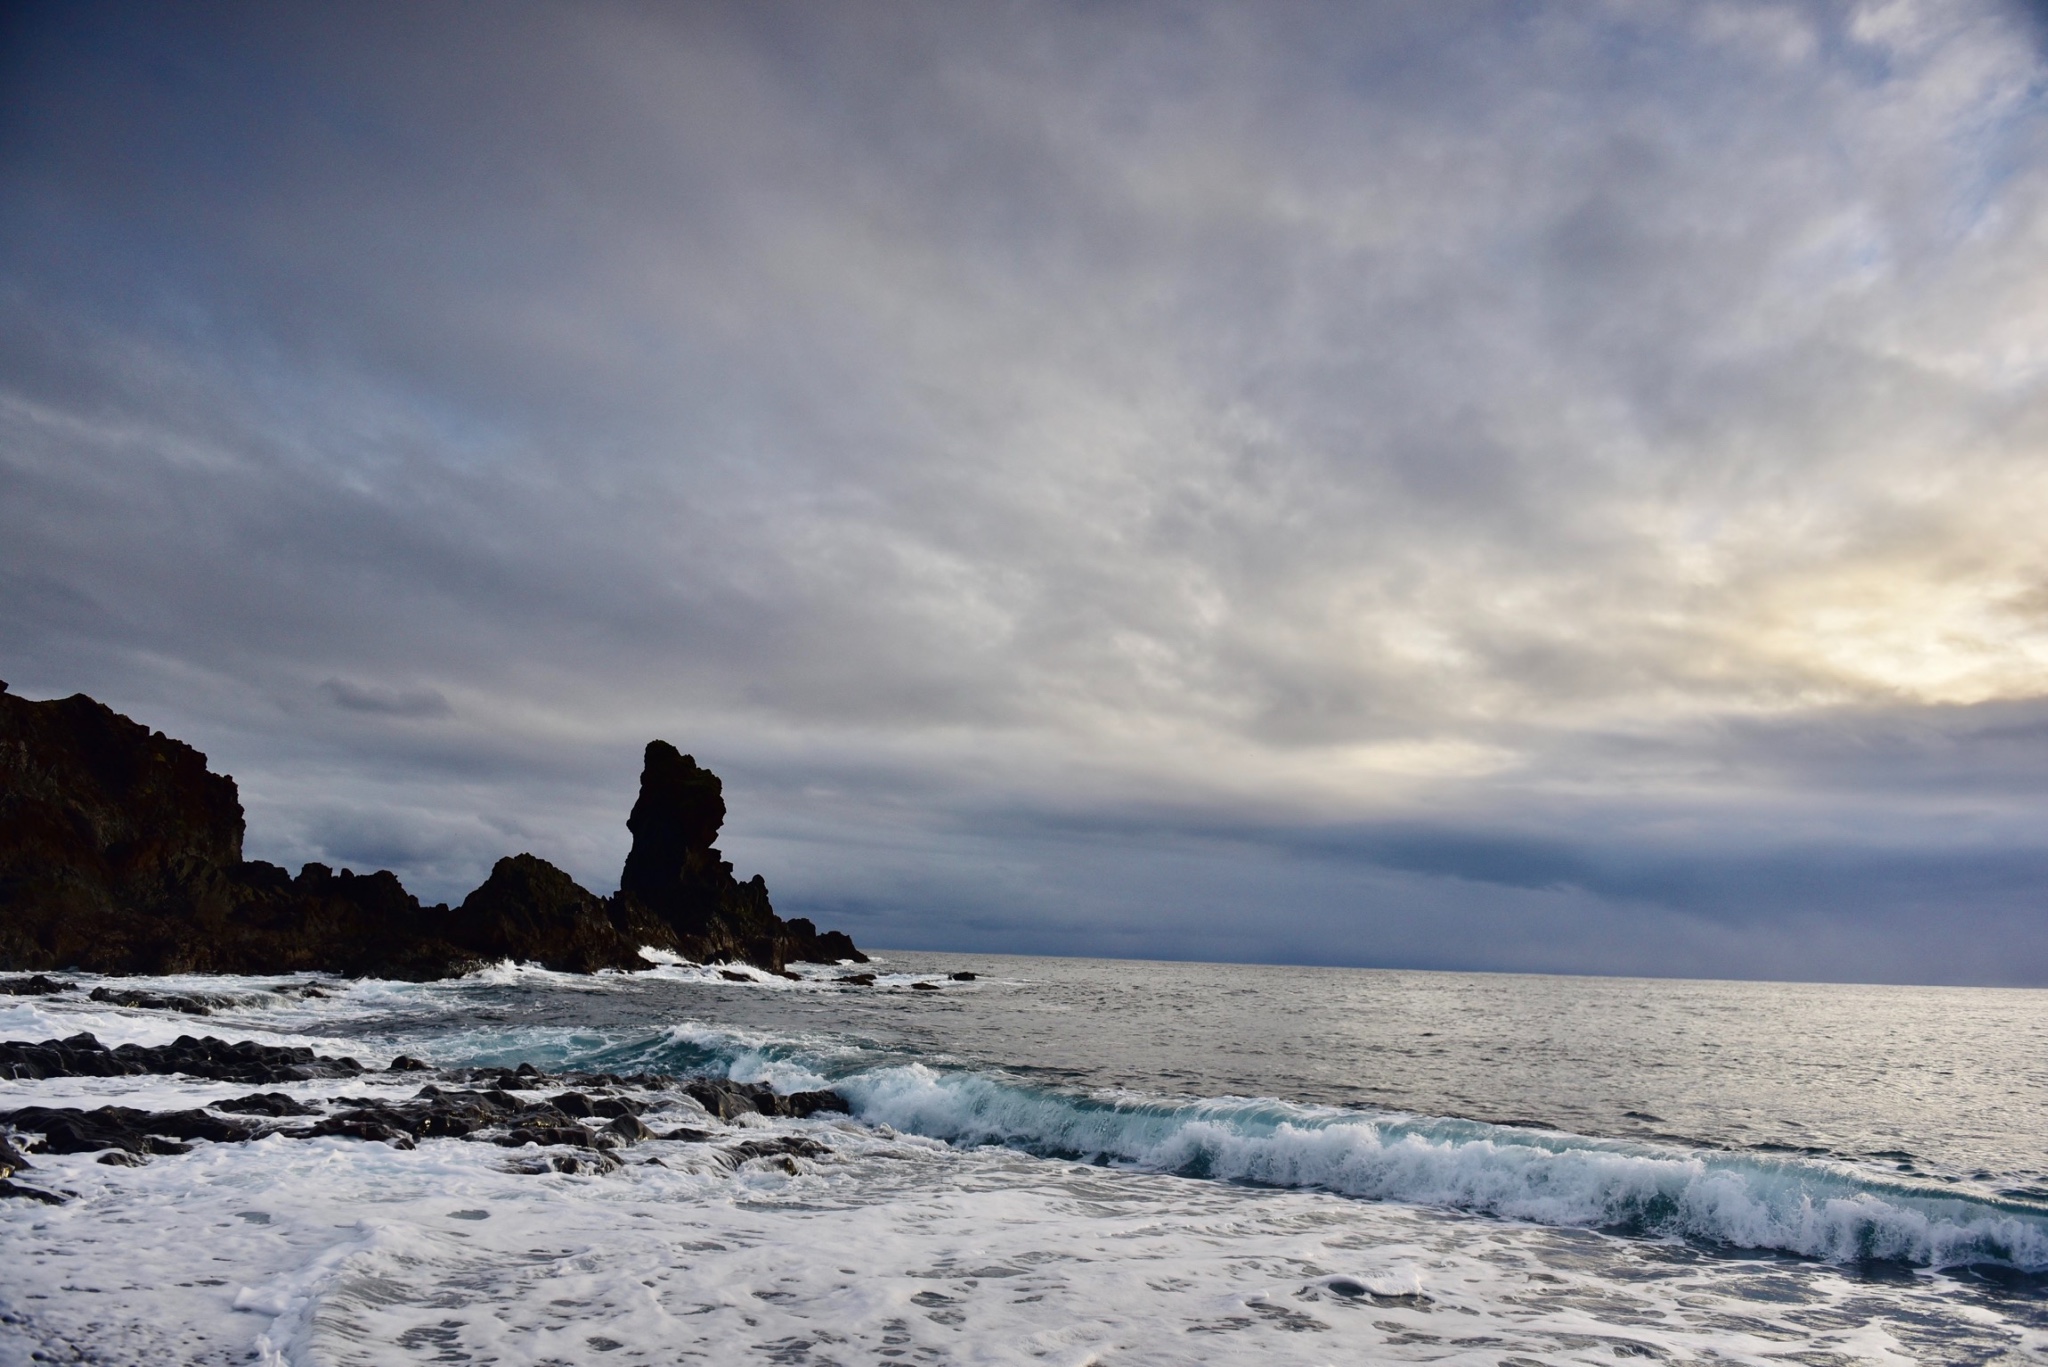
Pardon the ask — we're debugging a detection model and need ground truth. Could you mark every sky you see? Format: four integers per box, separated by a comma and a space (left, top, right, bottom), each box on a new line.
5, 1, 2048, 984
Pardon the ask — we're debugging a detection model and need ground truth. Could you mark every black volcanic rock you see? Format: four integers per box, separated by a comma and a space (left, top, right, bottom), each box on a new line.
0, 683, 247, 973
0, 1104, 258, 1155
88, 986, 223, 1015
613, 741, 867, 971
0, 1055, 851, 1179
680, 1076, 850, 1121
0, 1032, 366, 1084
621, 741, 726, 893
450, 853, 681, 973
0, 682, 468, 977
0, 682, 860, 977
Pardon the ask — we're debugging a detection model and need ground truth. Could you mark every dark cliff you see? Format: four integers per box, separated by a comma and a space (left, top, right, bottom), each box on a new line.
0, 682, 862, 977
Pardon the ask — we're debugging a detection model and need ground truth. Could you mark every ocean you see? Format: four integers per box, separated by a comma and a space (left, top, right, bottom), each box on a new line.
3, 952, 2046, 1365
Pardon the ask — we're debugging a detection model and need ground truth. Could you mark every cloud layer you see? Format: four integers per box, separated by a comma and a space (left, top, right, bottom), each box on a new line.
5, 1, 2048, 981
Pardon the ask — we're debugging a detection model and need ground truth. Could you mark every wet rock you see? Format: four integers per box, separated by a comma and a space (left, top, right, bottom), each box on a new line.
537, 1151, 621, 1176
441, 1061, 549, 1091
0, 1104, 257, 1155
304, 1087, 517, 1142
719, 970, 754, 983
268, 1083, 665, 1155
494, 1124, 603, 1150
682, 1078, 765, 1121
783, 1090, 851, 1119
654, 1125, 716, 1143
948, 971, 977, 981
97, 1149, 146, 1166
0, 1132, 33, 1178
296, 1117, 415, 1147
605, 1113, 658, 1143
911, 982, 940, 991
0, 1065, 837, 1182
212, 1092, 319, 1117
441, 1067, 538, 1096
532, 1090, 648, 1123
0, 1031, 365, 1084
835, 973, 876, 986
719, 1135, 831, 1168
386, 1055, 433, 1072
681, 1077, 847, 1121
87, 986, 221, 1016
0, 975, 67, 996
0, 1178, 66, 1203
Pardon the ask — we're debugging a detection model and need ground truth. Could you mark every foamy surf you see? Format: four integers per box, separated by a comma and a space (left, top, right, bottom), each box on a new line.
0, 1105, 2026, 1366
6, 956, 2046, 1364
521, 1028, 2048, 1274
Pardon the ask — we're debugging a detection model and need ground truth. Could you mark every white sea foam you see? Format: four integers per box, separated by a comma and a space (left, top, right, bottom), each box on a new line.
433, 953, 963, 994
0, 1115, 2008, 1366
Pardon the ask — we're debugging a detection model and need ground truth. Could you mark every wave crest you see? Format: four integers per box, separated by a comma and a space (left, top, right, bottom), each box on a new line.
832, 1062, 2048, 1270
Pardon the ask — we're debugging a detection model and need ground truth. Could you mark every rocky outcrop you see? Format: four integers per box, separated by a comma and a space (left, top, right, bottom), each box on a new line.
448, 853, 675, 973
613, 741, 866, 971
0, 684, 246, 973
0, 1034, 851, 1200
0, 681, 861, 977
0, 1031, 370, 1084
219, 860, 473, 979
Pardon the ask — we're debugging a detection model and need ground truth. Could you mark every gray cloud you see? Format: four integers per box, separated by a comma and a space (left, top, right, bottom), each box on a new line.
320, 679, 452, 718
4, 1, 2048, 980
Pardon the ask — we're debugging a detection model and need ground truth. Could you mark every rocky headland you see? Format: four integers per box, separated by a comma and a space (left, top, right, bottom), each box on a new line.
0, 682, 863, 978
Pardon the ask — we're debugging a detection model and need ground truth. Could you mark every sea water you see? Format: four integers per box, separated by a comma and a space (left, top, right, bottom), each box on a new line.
2, 953, 2045, 1364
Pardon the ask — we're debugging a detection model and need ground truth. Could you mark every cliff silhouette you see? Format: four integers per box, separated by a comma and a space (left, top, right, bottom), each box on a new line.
0, 682, 863, 978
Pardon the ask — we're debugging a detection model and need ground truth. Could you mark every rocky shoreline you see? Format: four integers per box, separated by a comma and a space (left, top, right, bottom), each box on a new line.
0, 682, 863, 978
0, 1026, 849, 1204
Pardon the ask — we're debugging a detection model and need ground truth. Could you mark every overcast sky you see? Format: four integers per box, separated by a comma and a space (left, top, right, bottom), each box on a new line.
6, 1, 2048, 983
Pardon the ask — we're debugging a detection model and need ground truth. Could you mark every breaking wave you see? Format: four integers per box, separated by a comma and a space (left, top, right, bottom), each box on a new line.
601, 1030, 2048, 1272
